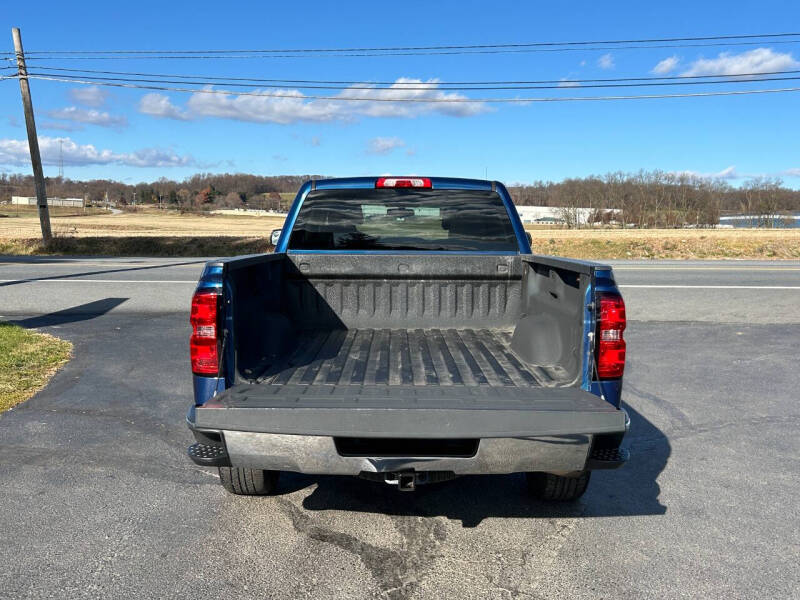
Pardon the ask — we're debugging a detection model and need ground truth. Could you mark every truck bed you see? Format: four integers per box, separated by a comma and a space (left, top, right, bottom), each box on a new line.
250, 328, 568, 388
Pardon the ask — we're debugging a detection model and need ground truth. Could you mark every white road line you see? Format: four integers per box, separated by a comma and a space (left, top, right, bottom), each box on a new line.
614, 267, 800, 271
0, 279, 197, 284
619, 285, 800, 289
2, 279, 798, 290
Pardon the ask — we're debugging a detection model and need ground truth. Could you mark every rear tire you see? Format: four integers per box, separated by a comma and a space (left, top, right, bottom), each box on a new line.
218, 467, 279, 495
526, 471, 591, 501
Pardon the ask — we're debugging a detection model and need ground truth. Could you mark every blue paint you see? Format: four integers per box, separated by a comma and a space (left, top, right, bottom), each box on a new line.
274, 180, 313, 253
590, 379, 623, 408
287, 249, 520, 256
315, 177, 377, 190
494, 182, 531, 254
222, 277, 236, 388
192, 374, 225, 406
580, 280, 594, 391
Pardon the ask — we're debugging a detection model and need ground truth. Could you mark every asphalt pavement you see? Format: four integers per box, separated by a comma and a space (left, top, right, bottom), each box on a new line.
0, 257, 798, 599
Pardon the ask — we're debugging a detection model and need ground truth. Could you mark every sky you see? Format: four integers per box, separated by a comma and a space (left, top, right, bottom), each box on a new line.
2, 0, 800, 187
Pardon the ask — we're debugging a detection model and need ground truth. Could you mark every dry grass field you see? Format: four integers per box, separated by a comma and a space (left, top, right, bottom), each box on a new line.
0, 207, 798, 258
0, 206, 285, 238
527, 227, 800, 259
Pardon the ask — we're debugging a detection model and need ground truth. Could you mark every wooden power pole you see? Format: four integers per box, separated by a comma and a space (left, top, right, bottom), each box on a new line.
12, 27, 52, 244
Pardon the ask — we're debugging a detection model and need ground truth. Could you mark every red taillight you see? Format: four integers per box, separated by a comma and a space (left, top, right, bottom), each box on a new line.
376, 177, 431, 188
190, 290, 220, 375
596, 292, 626, 379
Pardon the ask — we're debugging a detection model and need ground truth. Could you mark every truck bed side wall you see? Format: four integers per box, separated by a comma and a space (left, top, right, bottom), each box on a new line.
511, 260, 589, 386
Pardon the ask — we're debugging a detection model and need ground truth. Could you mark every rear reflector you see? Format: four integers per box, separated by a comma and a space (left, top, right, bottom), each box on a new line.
376, 177, 431, 188
190, 289, 221, 376
596, 292, 626, 379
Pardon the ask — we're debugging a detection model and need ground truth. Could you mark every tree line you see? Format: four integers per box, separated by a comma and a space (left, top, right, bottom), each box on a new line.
2, 170, 799, 227
507, 171, 800, 228
0, 173, 319, 212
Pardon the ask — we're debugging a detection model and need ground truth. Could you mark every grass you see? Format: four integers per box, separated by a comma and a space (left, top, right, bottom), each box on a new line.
527, 228, 800, 259
0, 207, 798, 258
0, 205, 110, 218
0, 323, 72, 413
0, 236, 272, 256
0, 206, 285, 239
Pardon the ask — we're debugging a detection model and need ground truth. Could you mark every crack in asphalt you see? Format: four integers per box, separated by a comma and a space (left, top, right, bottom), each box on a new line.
277, 498, 446, 600
632, 413, 800, 447
623, 381, 693, 431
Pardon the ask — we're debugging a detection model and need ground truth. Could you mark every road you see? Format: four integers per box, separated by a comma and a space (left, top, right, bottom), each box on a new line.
1, 257, 798, 599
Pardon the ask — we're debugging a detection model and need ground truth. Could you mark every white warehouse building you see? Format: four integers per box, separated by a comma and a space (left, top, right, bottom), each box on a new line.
513, 205, 591, 226
11, 196, 84, 208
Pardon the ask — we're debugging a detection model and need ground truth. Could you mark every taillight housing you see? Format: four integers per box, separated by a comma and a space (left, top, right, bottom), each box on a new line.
596, 292, 626, 379
376, 177, 431, 188
190, 289, 221, 375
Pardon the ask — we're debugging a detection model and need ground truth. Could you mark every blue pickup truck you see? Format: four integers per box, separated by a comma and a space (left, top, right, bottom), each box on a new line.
186, 176, 629, 500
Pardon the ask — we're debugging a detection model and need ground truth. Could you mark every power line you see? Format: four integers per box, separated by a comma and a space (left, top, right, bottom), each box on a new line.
25, 65, 800, 86
15, 39, 800, 60
9, 31, 800, 55
25, 70, 800, 91
25, 74, 800, 102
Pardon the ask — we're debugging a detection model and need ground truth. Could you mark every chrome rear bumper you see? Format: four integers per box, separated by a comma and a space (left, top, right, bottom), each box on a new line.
221, 431, 594, 475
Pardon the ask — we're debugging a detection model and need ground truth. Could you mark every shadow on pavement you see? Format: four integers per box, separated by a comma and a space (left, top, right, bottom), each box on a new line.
270, 403, 669, 528
10, 297, 129, 328
0, 258, 206, 287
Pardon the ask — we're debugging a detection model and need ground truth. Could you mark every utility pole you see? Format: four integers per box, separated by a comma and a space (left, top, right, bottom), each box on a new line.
12, 27, 52, 244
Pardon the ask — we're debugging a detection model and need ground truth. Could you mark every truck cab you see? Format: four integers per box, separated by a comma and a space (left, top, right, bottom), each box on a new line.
187, 176, 628, 499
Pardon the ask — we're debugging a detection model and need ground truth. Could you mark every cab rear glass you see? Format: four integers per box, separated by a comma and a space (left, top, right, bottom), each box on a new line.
288, 188, 519, 251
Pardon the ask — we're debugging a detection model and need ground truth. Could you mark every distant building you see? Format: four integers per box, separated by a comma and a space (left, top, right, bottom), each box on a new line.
11, 196, 84, 208
513, 205, 619, 226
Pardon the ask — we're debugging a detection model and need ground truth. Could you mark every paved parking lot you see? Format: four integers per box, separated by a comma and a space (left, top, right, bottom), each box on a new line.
0, 258, 798, 599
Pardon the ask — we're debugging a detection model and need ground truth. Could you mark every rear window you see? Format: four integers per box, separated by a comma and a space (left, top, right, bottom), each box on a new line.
288, 189, 519, 251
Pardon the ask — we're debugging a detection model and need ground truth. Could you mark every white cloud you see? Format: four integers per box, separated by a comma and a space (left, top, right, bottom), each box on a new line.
782, 168, 800, 177
47, 107, 128, 130
138, 78, 489, 125
597, 53, 615, 70
681, 48, 799, 76
674, 165, 741, 180
138, 93, 193, 120
652, 56, 680, 75
39, 121, 84, 132
558, 78, 581, 88
0, 136, 194, 168
68, 86, 109, 107
366, 137, 405, 155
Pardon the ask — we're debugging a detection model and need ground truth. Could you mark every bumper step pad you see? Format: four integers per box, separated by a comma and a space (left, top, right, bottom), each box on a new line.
187, 442, 231, 467
586, 446, 630, 470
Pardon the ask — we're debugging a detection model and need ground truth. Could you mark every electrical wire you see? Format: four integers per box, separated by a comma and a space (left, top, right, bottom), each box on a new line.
25, 74, 800, 102
25, 65, 800, 86
25, 70, 800, 91
14, 39, 800, 60
9, 31, 800, 55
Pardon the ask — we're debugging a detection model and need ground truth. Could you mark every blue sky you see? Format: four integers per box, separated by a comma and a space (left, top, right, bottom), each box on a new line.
2, 0, 800, 187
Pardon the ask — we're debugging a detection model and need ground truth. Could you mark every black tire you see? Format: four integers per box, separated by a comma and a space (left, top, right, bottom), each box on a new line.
218, 467, 279, 495
526, 471, 591, 501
